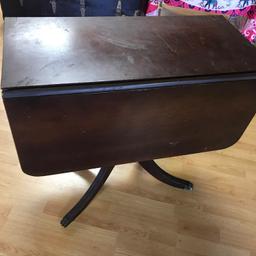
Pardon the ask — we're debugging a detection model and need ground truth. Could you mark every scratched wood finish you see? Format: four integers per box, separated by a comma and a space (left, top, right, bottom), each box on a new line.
2, 16, 256, 176
2, 16, 256, 89
1, 18, 256, 256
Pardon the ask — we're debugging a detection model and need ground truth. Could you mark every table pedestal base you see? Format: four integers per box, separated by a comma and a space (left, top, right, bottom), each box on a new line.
61, 160, 193, 227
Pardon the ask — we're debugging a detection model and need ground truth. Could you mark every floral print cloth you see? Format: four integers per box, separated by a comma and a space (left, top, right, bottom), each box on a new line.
146, 0, 256, 43
242, 15, 256, 42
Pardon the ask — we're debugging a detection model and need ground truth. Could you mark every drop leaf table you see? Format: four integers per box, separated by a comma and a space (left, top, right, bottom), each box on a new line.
1, 16, 256, 227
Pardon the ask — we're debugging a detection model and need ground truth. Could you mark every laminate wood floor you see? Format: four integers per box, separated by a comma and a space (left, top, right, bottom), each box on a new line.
0, 18, 256, 256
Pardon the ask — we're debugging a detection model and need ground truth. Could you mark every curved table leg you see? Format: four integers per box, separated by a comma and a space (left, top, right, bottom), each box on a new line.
139, 160, 193, 191
61, 166, 114, 228
61, 160, 193, 227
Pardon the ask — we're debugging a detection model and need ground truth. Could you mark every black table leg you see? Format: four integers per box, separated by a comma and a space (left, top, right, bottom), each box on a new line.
61, 166, 114, 228
139, 160, 193, 191
61, 160, 193, 227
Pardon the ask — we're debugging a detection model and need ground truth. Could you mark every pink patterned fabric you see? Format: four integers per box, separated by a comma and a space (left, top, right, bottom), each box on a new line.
242, 17, 256, 42
147, 0, 256, 43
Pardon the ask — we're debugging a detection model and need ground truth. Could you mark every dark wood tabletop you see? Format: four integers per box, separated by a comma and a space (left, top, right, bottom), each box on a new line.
2, 16, 256, 227
2, 16, 256, 90
2, 16, 256, 176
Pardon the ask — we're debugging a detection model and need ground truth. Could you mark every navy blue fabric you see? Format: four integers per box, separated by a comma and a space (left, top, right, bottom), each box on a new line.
121, 0, 141, 15
85, 0, 119, 16
22, 0, 50, 16
0, 0, 143, 17
1, 0, 23, 17
53, 0, 82, 16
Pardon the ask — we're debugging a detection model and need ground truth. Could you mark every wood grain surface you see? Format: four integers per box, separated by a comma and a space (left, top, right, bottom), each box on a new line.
1, 16, 256, 256
4, 79, 256, 176
2, 16, 256, 176
2, 16, 256, 89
